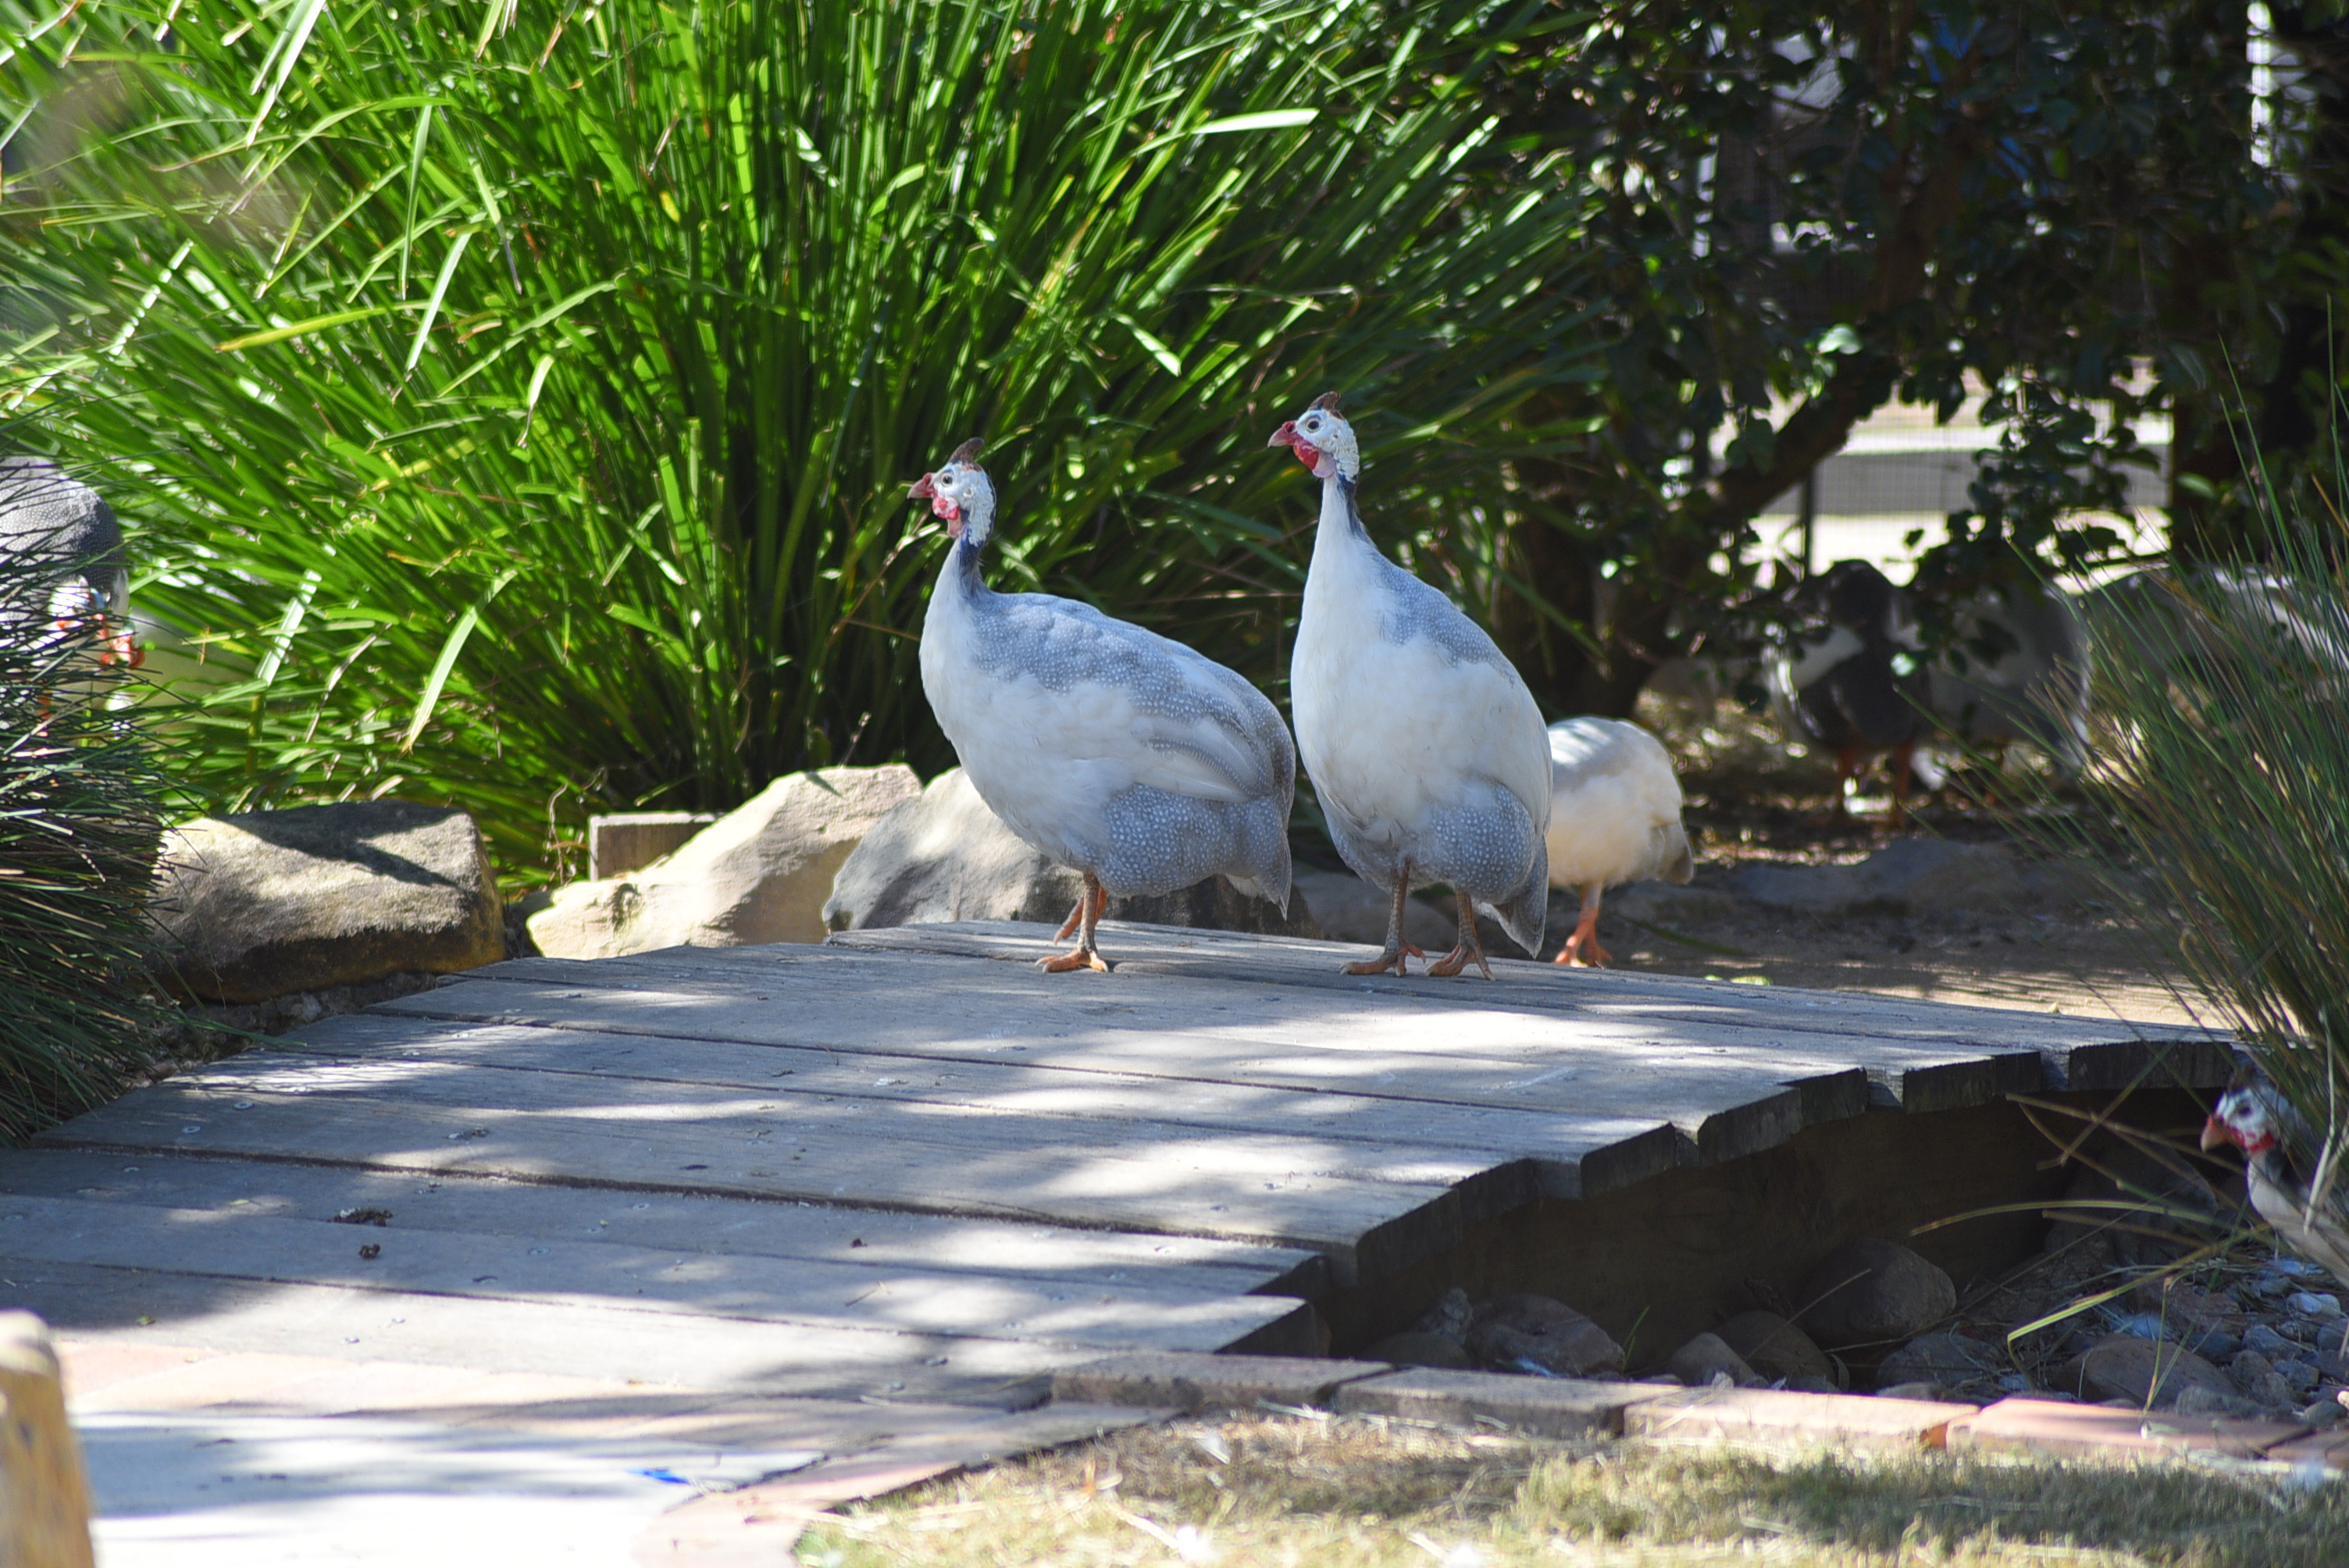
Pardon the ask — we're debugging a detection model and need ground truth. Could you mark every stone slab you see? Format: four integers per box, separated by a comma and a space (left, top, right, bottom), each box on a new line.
1943, 1398, 2311, 1460
1331, 1368, 1674, 1438
1052, 1352, 1392, 1413
1626, 1386, 1979, 1449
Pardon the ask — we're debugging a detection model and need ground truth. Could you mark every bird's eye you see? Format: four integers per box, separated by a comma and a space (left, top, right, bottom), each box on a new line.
1303, 416, 1321, 432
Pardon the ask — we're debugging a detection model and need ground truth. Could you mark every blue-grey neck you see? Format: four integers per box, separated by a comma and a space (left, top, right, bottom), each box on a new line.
1333, 473, 1368, 541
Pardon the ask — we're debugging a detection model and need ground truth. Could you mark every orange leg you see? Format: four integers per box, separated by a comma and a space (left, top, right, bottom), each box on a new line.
1887, 739, 1914, 829
1340, 865, 1425, 977
1038, 872, 1110, 973
1552, 881, 1610, 967
1053, 894, 1085, 941
1427, 889, 1495, 980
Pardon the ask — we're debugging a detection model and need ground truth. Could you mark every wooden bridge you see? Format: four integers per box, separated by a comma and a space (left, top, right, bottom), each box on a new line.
5, 921, 2230, 1563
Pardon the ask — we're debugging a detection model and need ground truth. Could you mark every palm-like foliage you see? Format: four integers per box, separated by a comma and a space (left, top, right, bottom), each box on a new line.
0, 551, 164, 1138
2, 0, 1601, 877
2076, 451, 2349, 1150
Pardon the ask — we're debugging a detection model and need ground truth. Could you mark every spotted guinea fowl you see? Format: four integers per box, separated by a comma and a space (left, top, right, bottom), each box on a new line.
1768, 559, 1923, 824
1271, 394, 1549, 978
2201, 1074, 2349, 1294
1923, 581, 2090, 780
0, 457, 141, 668
1544, 718, 1694, 967
913, 439, 1295, 972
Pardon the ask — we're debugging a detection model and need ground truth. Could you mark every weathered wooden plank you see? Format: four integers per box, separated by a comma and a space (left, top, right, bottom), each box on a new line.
0, 1149, 1314, 1299
2, 1260, 1081, 1405
271, 1011, 1699, 1199
378, 969, 2039, 1168
0, 1195, 1307, 1355
812, 921, 2231, 1056
37, 1067, 1474, 1278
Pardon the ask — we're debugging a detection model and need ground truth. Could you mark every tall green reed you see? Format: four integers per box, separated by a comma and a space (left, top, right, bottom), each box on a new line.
2, 0, 1602, 878
0, 549, 166, 1137
2069, 440, 2349, 1149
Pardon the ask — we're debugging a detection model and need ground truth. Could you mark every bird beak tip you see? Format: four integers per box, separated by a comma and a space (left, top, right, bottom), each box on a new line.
1266, 421, 1298, 450
2199, 1117, 2230, 1153
909, 474, 936, 500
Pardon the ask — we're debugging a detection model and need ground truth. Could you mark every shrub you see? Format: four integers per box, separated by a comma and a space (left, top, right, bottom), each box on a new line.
2, 0, 1601, 878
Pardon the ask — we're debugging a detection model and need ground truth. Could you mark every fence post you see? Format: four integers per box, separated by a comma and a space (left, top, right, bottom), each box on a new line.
0, 1310, 94, 1568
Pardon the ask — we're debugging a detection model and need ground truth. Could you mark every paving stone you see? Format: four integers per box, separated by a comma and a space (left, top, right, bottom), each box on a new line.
1332, 1369, 1672, 1438
1944, 1397, 2309, 1460
1051, 1352, 1390, 1413
55, 1338, 214, 1399
1626, 1386, 1976, 1449
2262, 1428, 2349, 1471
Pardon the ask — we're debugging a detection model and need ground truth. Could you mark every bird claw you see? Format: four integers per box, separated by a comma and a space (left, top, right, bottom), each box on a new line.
1552, 936, 1610, 968
1340, 943, 1422, 978
1038, 948, 1110, 974
1427, 943, 1493, 980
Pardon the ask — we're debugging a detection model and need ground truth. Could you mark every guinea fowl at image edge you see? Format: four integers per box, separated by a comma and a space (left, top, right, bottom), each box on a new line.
1271, 393, 1550, 979
912, 438, 1296, 972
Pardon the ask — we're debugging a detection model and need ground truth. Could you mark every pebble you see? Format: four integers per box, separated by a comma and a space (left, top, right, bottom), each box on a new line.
2275, 1357, 2322, 1395
2244, 1324, 2298, 1360
2302, 1399, 2347, 1428
2287, 1292, 2345, 1318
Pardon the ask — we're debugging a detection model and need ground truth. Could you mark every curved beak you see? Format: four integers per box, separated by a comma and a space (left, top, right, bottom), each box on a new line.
908, 473, 936, 500
1266, 419, 1299, 450
2200, 1114, 2233, 1153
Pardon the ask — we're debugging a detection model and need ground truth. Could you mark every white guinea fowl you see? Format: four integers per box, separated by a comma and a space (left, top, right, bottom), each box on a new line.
0, 457, 141, 669
1544, 718, 1694, 967
1271, 394, 1549, 978
913, 439, 1296, 972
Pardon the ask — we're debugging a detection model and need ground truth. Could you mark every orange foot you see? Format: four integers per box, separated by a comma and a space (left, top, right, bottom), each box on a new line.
1038, 948, 1110, 974
1552, 932, 1611, 968
1427, 942, 1493, 980
1341, 943, 1423, 978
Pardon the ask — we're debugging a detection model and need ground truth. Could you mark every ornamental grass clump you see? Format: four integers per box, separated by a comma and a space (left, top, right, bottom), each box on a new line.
2, 0, 1600, 878
0, 549, 166, 1139
2074, 457, 2349, 1159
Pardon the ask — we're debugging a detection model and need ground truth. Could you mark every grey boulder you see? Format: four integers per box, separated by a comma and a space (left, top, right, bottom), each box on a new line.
1466, 1293, 1625, 1378
532, 766, 921, 959
153, 801, 501, 1003
1874, 1331, 2002, 1395
1293, 868, 1448, 951
1664, 1332, 1762, 1388
822, 768, 1317, 938
1796, 1238, 1956, 1352
2058, 1335, 2234, 1410
1711, 1310, 1834, 1385
1729, 839, 2031, 918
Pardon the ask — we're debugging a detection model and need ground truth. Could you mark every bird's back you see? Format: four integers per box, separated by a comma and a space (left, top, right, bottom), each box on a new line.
1545, 718, 1691, 890
923, 565, 1293, 903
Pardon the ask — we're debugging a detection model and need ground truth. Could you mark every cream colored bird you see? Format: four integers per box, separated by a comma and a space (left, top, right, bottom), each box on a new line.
1544, 717, 1694, 967
1271, 394, 1549, 978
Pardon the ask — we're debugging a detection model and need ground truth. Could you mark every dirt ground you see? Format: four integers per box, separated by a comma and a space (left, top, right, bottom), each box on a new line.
1581, 804, 2202, 1029
1549, 698, 2206, 1030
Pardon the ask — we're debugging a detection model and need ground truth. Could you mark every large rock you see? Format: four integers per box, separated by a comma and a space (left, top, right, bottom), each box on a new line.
1795, 1238, 1956, 1352
1728, 839, 2031, 918
1466, 1293, 1625, 1378
1665, 1332, 1762, 1388
531, 766, 920, 959
822, 768, 1317, 938
1293, 868, 1449, 951
154, 801, 501, 1003
1712, 1310, 1834, 1385
2058, 1335, 2235, 1409
1875, 1331, 2003, 1395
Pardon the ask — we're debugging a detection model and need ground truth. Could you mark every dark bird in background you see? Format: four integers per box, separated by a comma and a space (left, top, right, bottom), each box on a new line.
1768, 560, 1926, 825
1924, 581, 2091, 781
0, 456, 142, 668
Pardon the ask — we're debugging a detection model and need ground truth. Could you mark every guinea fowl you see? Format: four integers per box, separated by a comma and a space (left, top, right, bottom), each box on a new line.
913, 439, 1295, 972
2201, 1075, 2349, 1293
1768, 559, 1924, 825
1923, 581, 2090, 780
0, 457, 141, 668
1544, 718, 1694, 967
1271, 394, 1549, 978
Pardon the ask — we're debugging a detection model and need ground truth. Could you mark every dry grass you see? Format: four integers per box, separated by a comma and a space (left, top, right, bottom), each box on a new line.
795, 1410, 2349, 1568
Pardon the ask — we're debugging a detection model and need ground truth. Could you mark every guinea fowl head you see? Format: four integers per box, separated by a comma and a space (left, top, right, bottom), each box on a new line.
2202, 1081, 2283, 1156
1266, 392, 1359, 483
909, 438, 995, 549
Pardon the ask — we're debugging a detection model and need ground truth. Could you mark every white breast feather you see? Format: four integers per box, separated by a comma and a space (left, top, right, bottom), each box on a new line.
1293, 539, 1549, 857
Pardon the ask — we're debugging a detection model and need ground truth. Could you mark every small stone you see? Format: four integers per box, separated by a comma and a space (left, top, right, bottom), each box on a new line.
2275, 1357, 2322, 1396
1875, 1380, 1944, 1402
2059, 1335, 2235, 1409
1712, 1310, 1833, 1384
2287, 1292, 2345, 1318
2229, 1349, 2300, 1409
2301, 1399, 2347, 1428
1466, 1294, 1625, 1378
1360, 1331, 1470, 1370
1876, 1331, 2001, 1393
2173, 1384, 2264, 1419
2244, 1323, 2297, 1360
1665, 1333, 1763, 1388
1797, 1239, 1957, 1351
